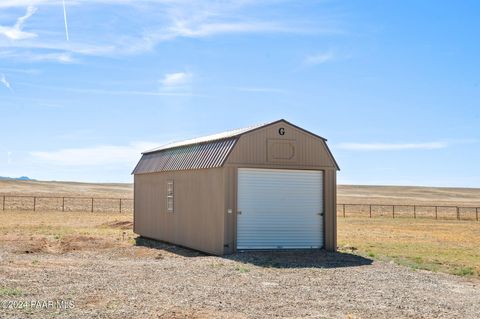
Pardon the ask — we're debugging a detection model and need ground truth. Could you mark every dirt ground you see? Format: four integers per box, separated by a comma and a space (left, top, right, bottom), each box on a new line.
1, 212, 479, 319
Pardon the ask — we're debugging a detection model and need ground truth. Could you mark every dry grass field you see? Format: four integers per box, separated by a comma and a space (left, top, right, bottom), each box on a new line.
338, 184, 480, 207
0, 180, 133, 213
0, 180, 479, 317
0, 180, 132, 197
338, 218, 480, 277
0, 211, 479, 318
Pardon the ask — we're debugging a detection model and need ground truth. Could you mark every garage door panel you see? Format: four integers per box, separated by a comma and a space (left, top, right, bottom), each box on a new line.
237, 168, 323, 249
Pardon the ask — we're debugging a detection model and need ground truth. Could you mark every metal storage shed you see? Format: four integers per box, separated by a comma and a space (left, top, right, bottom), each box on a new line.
132, 119, 339, 255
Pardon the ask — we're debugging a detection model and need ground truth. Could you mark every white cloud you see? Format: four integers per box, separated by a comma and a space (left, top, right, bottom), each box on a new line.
0, 6, 38, 40
164, 21, 296, 40
161, 72, 192, 87
0, 1, 166, 8
304, 51, 334, 65
30, 142, 161, 167
0, 74, 12, 91
0, 1, 52, 8
337, 142, 449, 151
27, 51, 76, 63
0, 1, 342, 63
0, 41, 117, 57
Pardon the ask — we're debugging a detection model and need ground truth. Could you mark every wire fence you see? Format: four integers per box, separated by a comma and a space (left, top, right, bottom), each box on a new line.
0, 195, 133, 213
1, 195, 479, 221
337, 203, 479, 221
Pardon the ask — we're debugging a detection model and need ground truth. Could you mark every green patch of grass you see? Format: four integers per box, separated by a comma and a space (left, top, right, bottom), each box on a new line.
234, 265, 250, 273
393, 256, 439, 272
0, 287, 24, 297
413, 256, 423, 264
31, 259, 39, 265
367, 252, 375, 258
453, 267, 475, 276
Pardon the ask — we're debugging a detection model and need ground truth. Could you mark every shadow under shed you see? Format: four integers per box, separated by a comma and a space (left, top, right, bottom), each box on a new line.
226, 250, 373, 269
135, 236, 207, 257
135, 237, 373, 269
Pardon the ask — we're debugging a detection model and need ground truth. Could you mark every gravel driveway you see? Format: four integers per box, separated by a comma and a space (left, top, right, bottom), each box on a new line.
1, 238, 479, 319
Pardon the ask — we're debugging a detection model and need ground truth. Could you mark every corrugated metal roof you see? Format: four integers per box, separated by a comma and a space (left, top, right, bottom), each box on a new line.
143, 121, 271, 154
133, 121, 277, 174
132, 138, 237, 174
132, 119, 337, 174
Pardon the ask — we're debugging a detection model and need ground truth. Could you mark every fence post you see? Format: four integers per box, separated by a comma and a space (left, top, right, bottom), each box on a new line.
457, 207, 460, 220
413, 205, 416, 219
435, 206, 438, 220
369, 205, 372, 218
2, 195, 4, 211
33, 197, 36, 212
392, 205, 395, 219
343, 204, 345, 218
119, 199, 122, 213
62, 197, 65, 212
91, 198, 94, 213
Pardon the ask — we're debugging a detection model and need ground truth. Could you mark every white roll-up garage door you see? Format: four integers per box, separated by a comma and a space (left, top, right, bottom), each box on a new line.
237, 168, 323, 249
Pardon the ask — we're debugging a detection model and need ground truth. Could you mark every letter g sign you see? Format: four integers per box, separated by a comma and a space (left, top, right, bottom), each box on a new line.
278, 127, 285, 136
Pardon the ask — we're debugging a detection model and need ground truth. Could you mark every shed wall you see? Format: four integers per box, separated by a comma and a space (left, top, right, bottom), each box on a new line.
134, 168, 225, 255
223, 122, 338, 252
324, 169, 337, 251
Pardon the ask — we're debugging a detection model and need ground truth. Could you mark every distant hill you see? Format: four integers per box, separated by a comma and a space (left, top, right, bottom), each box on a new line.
0, 176, 33, 181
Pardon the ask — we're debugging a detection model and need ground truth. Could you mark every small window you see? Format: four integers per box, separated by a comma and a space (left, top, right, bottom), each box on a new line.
166, 180, 174, 212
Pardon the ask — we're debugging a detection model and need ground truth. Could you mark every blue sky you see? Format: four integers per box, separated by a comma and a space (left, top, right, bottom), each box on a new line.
0, 0, 479, 186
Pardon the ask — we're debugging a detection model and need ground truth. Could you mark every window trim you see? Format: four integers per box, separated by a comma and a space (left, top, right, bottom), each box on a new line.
166, 180, 174, 213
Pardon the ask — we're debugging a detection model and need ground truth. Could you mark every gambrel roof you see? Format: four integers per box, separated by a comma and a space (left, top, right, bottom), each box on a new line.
132, 119, 338, 174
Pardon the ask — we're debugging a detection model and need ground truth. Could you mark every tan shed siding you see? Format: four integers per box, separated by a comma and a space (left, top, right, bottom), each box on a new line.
223, 166, 241, 254
134, 168, 225, 255
323, 169, 337, 251
225, 121, 337, 168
